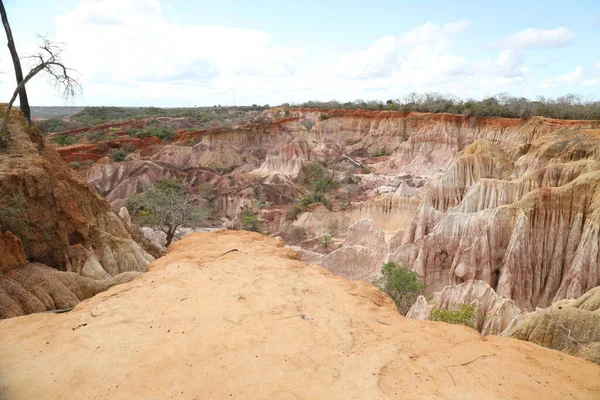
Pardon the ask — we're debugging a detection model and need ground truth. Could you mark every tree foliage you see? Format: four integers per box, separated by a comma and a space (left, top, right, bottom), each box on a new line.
126, 180, 208, 247
374, 261, 424, 315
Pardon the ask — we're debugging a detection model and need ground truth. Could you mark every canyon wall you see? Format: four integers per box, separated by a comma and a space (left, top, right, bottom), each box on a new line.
72, 108, 600, 319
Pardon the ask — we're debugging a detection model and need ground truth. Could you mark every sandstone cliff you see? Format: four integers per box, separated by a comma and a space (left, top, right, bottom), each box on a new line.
0, 109, 152, 317
0, 231, 598, 399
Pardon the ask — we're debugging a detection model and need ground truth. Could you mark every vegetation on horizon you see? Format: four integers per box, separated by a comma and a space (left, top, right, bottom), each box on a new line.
284, 92, 600, 120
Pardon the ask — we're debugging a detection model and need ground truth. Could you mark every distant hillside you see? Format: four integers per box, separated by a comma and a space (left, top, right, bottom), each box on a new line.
29, 106, 84, 119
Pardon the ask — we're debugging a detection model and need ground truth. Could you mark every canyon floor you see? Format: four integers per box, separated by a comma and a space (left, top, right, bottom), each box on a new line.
1, 231, 599, 400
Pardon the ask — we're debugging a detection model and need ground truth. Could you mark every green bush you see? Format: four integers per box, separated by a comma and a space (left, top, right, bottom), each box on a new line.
430, 304, 476, 328
301, 120, 315, 132
319, 234, 332, 248
373, 261, 424, 315
319, 112, 329, 120
147, 125, 176, 141
86, 131, 104, 142
110, 148, 128, 162
52, 134, 78, 146
240, 208, 261, 232
126, 127, 145, 138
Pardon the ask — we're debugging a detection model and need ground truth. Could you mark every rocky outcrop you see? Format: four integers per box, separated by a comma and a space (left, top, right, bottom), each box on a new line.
506, 286, 600, 364
0, 108, 152, 317
0, 231, 598, 399
407, 280, 522, 335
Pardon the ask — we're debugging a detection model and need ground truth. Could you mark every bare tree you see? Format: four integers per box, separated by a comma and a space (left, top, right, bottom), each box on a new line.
0, 0, 30, 123
0, 3, 81, 147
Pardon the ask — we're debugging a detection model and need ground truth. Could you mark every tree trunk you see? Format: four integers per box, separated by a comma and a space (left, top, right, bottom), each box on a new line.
0, 0, 31, 124
165, 227, 175, 248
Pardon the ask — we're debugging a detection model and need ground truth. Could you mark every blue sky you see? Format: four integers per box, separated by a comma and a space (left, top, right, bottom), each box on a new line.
3, 0, 600, 106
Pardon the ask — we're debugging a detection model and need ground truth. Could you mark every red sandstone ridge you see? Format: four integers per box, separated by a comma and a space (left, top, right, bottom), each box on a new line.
0, 231, 598, 399
0, 108, 152, 318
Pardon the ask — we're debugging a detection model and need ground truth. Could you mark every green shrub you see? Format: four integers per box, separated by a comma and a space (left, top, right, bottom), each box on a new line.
301, 120, 314, 132
319, 234, 332, 248
52, 134, 78, 146
319, 112, 329, 120
86, 131, 104, 142
126, 127, 145, 138
373, 261, 424, 315
147, 125, 176, 141
110, 148, 127, 162
240, 208, 261, 232
430, 304, 476, 328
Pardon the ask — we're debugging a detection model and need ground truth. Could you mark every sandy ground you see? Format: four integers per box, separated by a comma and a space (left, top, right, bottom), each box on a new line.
0, 231, 599, 400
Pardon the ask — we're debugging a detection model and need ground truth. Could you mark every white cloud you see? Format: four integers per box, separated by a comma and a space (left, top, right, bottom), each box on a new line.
582, 79, 600, 85
477, 49, 528, 85
4, 2, 582, 106
539, 66, 584, 88
491, 27, 576, 49
595, 62, 600, 68
50, 0, 303, 90
397, 20, 470, 46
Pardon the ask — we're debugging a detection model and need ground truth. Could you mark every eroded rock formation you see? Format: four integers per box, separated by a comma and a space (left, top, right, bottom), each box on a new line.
0, 109, 152, 317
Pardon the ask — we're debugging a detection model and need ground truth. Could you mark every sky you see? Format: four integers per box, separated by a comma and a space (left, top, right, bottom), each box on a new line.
2, 0, 600, 106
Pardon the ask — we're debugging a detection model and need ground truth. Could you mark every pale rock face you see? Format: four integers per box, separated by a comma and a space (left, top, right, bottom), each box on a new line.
118, 206, 132, 227
321, 220, 388, 281
406, 280, 522, 335
253, 138, 312, 178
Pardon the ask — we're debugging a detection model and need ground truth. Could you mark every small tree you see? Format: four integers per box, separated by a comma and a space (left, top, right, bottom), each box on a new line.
374, 261, 424, 315
126, 180, 208, 247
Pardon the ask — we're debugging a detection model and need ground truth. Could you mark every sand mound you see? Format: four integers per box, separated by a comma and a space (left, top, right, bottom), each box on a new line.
1, 231, 598, 399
